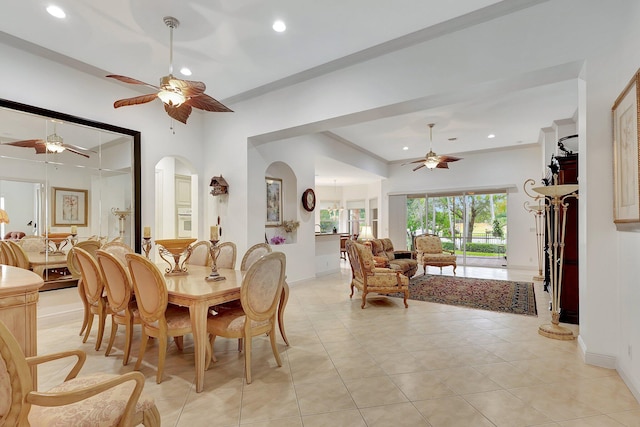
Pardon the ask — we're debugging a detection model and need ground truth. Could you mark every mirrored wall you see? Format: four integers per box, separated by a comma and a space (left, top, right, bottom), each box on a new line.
0, 99, 141, 286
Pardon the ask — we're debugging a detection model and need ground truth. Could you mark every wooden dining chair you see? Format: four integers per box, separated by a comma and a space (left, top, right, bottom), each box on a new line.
0, 241, 17, 266
0, 318, 160, 426
73, 247, 108, 351
216, 241, 237, 269
207, 251, 286, 384
240, 242, 272, 271
6, 240, 30, 269
96, 249, 140, 366
125, 253, 194, 384
68, 240, 102, 337
101, 241, 134, 265
187, 240, 211, 266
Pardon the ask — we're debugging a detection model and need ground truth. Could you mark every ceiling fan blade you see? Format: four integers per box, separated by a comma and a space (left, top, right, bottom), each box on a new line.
4, 139, 43, 148
164, 103, 193, 124
439, 155, 462, 163
413, 164, 426, 171
169, 78, 206, 97
34, 144, 48, 154
62, 143, 95, 153
436, 162, 449, 169
185, 93, 233, 112
113, 93, 159, 109
106, 74, 159, 90
63, 147, 90, 158
402, 159, 427, 166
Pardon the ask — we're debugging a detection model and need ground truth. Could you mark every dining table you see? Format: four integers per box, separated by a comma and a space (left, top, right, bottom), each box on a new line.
161, 263, 289, 393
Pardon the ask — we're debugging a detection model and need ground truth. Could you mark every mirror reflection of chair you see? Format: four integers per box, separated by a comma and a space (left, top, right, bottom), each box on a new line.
19, 235, 46, 253
415, 234, 457, 275
206, 252, 286, 384
125, 253, 194, 384
0, 318, 160, 426
240, 243, 272, 271
73, 247, 108, 351
6, 240, 29, 269
101, 241, 134, 265
67, 240, 102, 337
216, 241, 237, 269
187, 240, 211, 266
96, 249, 140, 366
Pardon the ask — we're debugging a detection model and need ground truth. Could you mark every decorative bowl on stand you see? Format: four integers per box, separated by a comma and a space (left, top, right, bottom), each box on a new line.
42, 232, 71, 254
155, 238, 197, 276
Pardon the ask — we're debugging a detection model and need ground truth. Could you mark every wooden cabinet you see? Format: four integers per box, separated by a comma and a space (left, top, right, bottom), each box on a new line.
544, 154, 579, 324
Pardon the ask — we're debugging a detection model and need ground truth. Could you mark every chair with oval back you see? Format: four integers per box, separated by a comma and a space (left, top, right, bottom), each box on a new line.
0, 318, 161, 426
240, 243, 272, 271
125, 253, 194, 384
101, 241, 134, 265
206, 252, 286, 384
74, 247, 108, 351
18, 235, 47, 253
96, 249, 140, 366
67, 240, 102, 337
187, 240, 211, 267
5, 240, 30, 269
0, 241, 17, 266
215, 241, 237, 269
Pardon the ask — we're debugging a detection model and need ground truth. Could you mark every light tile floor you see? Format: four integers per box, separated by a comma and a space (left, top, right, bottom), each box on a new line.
35, 262, 640, 426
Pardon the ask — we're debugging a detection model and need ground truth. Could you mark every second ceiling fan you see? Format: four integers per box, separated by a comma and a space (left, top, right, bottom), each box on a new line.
404, 123, 462, 171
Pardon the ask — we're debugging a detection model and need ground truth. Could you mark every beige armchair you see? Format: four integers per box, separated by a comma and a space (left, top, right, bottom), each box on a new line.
345, 240, 409, 309
415, 234, 457, 275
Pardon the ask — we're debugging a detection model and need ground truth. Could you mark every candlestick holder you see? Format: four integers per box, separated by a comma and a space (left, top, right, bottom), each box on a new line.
206, 239, 226, 281
531, 174, 578, 340
70, 233, 78, 246
142, 237, 152, 259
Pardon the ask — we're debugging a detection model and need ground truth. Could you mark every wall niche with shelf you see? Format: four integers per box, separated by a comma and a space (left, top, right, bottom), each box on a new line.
265, 161, 298, 245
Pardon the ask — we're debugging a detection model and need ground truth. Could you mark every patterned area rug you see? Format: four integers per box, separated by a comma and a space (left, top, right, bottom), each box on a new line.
391, 274, 537, 316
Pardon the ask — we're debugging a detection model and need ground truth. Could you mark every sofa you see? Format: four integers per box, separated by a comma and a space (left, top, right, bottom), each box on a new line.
367, 238, 418, 278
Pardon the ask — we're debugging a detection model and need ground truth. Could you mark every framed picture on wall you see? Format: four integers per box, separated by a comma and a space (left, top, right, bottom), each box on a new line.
52, 187, 88, 226
265, 177, 282, 227
612, 69, 640, 225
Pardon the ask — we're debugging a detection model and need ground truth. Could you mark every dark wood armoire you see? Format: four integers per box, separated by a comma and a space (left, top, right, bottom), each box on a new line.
544, 153, 579, 324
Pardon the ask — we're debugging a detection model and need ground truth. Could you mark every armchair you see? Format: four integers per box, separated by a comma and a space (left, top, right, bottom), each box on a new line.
415, 234, 457, 274
345, 240, 409, 309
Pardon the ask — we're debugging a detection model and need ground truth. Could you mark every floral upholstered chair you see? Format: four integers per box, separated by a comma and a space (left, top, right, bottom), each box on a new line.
0, 318, 160, 426
415, 234, 457, 274
345, 240, 409, 309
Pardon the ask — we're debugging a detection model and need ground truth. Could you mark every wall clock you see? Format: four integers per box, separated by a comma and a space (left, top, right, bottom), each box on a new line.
302, 188, 316, 212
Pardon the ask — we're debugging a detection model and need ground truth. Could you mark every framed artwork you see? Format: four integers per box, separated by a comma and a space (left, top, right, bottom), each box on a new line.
612, 69, 640, 225
265, 177, 282, 227
52, 187, 88, 226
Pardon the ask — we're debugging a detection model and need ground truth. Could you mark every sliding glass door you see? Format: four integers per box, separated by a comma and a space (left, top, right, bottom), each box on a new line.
407, 191, 507, 267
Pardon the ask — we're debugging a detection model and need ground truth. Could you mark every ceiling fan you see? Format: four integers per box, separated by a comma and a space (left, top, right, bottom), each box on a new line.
404, 123, 462, 171
106, 16, 232, 124
1, 122, 92, 158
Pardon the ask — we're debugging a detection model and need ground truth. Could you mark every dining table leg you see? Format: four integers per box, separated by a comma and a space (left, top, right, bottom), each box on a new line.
189, 302, 209, 393
278, 281, 290, 346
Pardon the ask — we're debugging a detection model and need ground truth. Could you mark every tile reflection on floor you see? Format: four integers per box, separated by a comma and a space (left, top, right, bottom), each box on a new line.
36, 262, 639, 426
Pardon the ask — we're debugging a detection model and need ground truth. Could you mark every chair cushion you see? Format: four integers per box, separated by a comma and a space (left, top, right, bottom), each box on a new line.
0, 356, 10, 420
28, 373, 155, 427
207, 310, 270, 336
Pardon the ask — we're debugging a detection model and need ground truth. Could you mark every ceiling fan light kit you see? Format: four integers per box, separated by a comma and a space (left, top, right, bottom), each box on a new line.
107, 16, 233, 124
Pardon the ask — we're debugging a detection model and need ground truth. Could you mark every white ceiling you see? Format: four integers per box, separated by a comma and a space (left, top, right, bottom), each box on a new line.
1, 0, 576, 185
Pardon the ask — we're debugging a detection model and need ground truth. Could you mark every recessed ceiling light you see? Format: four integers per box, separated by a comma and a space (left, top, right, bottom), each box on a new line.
488, 134, 496, 139
46, 5, 66, 19
180, 67, 192, 76
272, 20, 286, 32
402, 146, 409, 151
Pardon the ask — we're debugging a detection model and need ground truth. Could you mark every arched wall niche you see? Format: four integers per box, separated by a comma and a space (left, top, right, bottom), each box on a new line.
265, 161, 298, 245
154, 155, 199, 242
